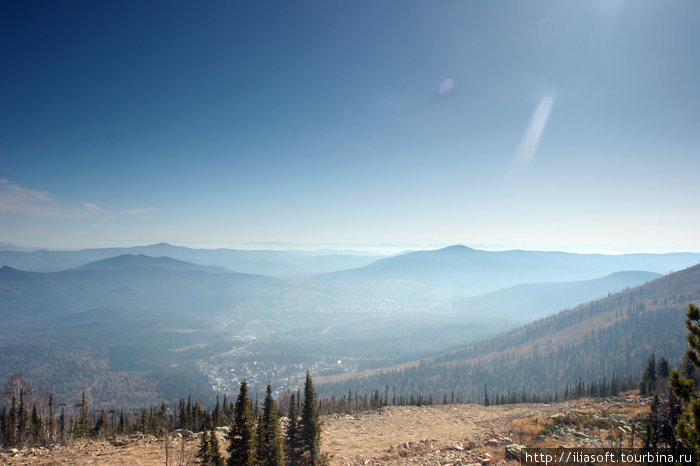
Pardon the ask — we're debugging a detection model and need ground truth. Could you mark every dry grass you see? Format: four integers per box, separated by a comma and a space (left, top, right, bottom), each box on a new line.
511, 417, 545, 444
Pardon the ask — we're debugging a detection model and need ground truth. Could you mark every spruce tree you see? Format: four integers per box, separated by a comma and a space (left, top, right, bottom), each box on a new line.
223, 394, 230, 421
48, 393, 55, 444
255, 412, 265, 462
18, 388, 28, 446
59, 405, 65, 445
79, 392, 89, 437
286, 393, 302, 466
9, 396, 17, 446
209, 429, 224, 465
158, 402, 168, 437
643, 395, 660, 449
641, 354, 657, 396
140, 409, 148, 434
178, 399, 186, 429
658, 357, 670, 380
31, 404, 45, 445
118, 410, 126, 434
186, 395, 192, 431
214, 396, 223, 427
0, 406, 8, 446
300, 371, 321, 465
93, 409, 107, 438
227, 379, 256, 466
199, 429, 211, 464
258, 383, 284, 465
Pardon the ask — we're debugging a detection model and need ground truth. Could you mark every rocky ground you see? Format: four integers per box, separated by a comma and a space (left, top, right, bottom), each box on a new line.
323, 396, 648, 465
0, 394, 649, 465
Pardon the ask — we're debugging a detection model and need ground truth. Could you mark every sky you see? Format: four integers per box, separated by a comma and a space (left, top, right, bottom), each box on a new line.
1, 1, 699, 253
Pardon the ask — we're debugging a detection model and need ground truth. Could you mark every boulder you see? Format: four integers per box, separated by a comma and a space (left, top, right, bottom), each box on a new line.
505, 443, 526, 460
172, 428, 195, 438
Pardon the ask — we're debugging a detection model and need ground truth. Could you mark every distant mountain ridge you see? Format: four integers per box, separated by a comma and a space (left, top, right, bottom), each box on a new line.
312, 245, 700, 299
0, 243, 385, 278
76, 254, 232, 274
0, 256, 285, 323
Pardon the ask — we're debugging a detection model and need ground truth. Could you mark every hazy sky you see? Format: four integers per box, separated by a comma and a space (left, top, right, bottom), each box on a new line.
1, 1, 699, 253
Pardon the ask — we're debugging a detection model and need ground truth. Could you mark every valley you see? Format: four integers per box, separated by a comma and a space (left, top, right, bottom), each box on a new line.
1, 244, 698, 410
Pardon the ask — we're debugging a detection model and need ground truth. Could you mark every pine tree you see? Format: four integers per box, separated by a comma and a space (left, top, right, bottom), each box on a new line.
257, 383, 284, 465
299, 371, 322, 465
227, 379, 256, 466
671, 303, 700, 455
662, 383, 681, 448
682, 354, 697, 382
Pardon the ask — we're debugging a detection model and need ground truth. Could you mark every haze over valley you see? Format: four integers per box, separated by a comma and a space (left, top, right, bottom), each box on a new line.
1, 242, 698, 407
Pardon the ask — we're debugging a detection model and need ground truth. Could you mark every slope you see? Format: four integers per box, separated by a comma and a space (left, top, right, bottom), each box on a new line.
317, 264, 700, 400
437, 270, 661, 325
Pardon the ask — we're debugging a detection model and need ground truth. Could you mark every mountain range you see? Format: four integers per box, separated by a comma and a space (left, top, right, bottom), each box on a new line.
311, 245, 700, 299
1, 243, 699, 407
0, 243, 385, 278
0, 254, 285, 323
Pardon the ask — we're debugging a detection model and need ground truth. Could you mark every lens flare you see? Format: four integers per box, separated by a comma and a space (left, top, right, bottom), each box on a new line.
509, 95, 555, 179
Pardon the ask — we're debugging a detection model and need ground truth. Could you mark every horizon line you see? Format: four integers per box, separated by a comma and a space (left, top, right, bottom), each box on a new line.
2, 240, 699, 256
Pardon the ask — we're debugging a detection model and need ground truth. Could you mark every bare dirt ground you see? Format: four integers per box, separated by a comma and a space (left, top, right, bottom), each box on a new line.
323, 403, 559, 465
0, 435, 199, 465
0, 395, 648, 465
323, 396, 648, 465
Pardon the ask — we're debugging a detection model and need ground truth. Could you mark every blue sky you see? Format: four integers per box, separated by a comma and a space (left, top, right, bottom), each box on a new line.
1, 1, 699, 252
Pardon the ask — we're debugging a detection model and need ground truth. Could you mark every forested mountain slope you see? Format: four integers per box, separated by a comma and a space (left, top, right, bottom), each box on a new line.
438, 270, 661, 325
317, 264, 700, 401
